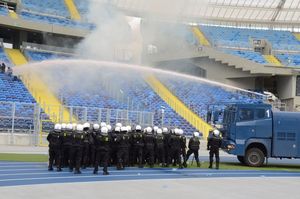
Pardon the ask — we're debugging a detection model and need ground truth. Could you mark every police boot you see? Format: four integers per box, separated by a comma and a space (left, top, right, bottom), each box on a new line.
74, 170, 82, 174
117, 163, 122, 170
57, 168, 62, 172
183, 161, 187, 168
48, 166, 53, 171
103, 169, 109, 175
216, 162, 219, 170
197, 162, 201, 168
93, 169, 98, 175
138, 164, 144, 168
208, 162, 212, 169
178, 164, 183, 169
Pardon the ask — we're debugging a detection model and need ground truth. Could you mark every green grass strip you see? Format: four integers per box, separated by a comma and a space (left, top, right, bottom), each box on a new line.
0, 153, 48, 162
0, 153, 299, 172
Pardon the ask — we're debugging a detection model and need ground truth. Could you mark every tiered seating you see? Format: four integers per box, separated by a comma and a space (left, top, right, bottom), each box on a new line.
0, 48, 11, 66
24, 50, 72, 61
276, 53, 300, 66
0, 74, 35, 103
0, 73, 36, 129
58, 89, 128, 122
21, 0, 69, 17
73, 0, 89, 20
221, 49, 267, 64
158, 74, 264, 121
20, 11, 93, 29
99, 71, 197, 132
200, 25, 300, 51
0, 6, 8, 16
25, 53, 197, 133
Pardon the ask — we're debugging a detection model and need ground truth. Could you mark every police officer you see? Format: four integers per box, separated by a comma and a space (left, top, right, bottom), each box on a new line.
70, 124, 84, 174
47, 123, 63, 171
93, 126, 110, 175
116, 126, 130, 170
162, 127, 171, 167
126, 125, 134, 166
62, 123, 74, 168
179, 129, 187, 168
89, 123, 99, 167
169, 128, 183, 169
143, 127, 155, 168
185, 132, 201, 167
131, 125, 144, 167
207, 129, 222, 169
109, 126, 120, 165
82, 123, 91, 169
155, 128, 165, 166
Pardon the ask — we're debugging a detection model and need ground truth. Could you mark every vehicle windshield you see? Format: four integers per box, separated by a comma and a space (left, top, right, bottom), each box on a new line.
223, 106, 236, 125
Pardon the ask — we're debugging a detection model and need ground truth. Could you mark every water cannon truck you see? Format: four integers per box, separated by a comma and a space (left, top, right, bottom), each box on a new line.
220, 103, 300, 166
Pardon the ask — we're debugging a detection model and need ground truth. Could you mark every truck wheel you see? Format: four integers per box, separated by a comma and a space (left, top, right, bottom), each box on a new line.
245, 148, 265, 167
237, 156, 245, 164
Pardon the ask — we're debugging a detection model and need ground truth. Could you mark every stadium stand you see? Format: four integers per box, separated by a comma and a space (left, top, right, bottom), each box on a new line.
157, 74, 264, 120
56, 68, 197, 132
221, 49, 268, 64
0, 73, 35, 103
21, 0, 69, 17
0, 48, 11, 66
20, 11, 93, 29
107, 72, 198, 131
0, 72, 36, 130
24, 50, 71, 61
200, 25, 300, 51
0, 5, 8, 16
22, 50, 198, 132
276, 53, 300, 67
73, 0, 89, 19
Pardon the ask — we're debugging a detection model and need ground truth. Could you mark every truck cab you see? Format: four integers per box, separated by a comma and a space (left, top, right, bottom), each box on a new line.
221, 103, 273, 166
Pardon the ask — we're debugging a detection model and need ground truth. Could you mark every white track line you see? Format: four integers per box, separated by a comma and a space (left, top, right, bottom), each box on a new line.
0, 172, 299, 182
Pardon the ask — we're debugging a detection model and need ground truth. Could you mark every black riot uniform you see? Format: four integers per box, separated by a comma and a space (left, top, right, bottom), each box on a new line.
185, 136, 201, 167
62, 128, 73, 167
89, 129, 96, 167
169, 132, 183, 169
180, 133, 187, 168
70, 131, 84, 174
143, 132, 155, 168
162, 130, 171, 167
82, 128, 91, 169
116, 129, 130, 170
47, 129, 63, 171
109, 130, 119, 165
131, 129, 144, 168
155, 133, 165, 166
93, 131, 110, 175
207, 132, 222, 169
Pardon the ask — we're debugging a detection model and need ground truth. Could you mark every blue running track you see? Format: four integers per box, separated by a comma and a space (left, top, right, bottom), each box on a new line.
0, 162, 299, 187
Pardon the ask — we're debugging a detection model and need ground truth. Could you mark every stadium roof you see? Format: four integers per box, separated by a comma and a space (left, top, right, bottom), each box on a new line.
110, 0, 300, 29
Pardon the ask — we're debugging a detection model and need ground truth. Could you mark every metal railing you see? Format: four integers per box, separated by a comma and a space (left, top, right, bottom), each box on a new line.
21, 42, 75, 55
0, 101, 154, 145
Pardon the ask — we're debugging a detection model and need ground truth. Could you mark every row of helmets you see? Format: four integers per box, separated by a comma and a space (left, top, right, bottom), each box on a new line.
53, 122, 203, 137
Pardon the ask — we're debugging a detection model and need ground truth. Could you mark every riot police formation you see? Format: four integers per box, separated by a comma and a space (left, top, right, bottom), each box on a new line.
47, 122, 222, 175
